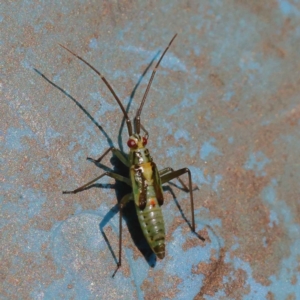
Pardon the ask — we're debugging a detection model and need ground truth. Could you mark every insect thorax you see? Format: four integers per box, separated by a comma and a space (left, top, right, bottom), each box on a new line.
129, 147, 152, 165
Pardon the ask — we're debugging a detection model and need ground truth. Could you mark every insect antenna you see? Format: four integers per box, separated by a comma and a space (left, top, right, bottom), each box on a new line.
59, 44, 133, 136
135, 34, 177, 134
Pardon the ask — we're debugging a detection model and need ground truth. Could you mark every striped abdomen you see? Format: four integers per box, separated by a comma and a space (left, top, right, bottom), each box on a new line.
135, 196, 165, 259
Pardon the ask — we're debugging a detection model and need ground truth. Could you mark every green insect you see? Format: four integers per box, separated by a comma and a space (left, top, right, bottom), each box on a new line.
61, 34, 197, 276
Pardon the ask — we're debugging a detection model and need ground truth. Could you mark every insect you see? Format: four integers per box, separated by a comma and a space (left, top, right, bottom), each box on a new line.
61, 34, 196, 276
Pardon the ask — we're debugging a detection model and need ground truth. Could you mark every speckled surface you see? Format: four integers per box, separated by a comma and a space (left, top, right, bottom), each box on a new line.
1, 1, 300, 299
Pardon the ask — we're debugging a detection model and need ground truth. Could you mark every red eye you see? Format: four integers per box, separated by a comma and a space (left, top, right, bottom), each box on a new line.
127, 139, 137, 148
142, 137, 147, 146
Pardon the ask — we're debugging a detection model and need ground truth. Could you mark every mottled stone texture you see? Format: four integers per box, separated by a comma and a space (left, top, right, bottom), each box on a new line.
1, 1, 300, 299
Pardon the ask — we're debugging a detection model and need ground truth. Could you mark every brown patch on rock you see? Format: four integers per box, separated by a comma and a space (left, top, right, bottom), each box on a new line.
209, 73, 225, 88
182, 230, 205, 252
142, 269, 181, 300
260, 40, 286, 59
225, 268, 250, 300
291, 274, 297, 285
195, 248, 248, 299
1, 247, 62, 299
234, 0, 278, 22
287, 106, 300, 127
267, 291, 275, 300
286, 294, 296, 300
198, 228, 211, 244
219, 164, 287, 285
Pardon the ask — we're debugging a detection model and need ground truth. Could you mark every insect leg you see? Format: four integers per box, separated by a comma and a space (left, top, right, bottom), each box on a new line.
159, 167, 190, 191
63, 172, 131, 194
87, 147, 129, 167
112, 193, 133, 278
160, 168, 195, 232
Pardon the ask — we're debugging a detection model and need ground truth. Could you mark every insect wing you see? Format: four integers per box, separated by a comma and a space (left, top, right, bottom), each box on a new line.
130, 162, 164, 209
138, 175, 147, 210
130, 166, 146, 210
152, 162, 164, 206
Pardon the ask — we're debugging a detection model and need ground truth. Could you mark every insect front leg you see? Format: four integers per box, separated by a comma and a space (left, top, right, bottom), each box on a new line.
87, 146, 129, 167
62, 172, 131, 194
112, 193, 133, 278
160, 168, 195, 232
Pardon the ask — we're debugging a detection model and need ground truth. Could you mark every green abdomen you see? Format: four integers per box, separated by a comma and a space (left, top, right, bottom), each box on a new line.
135, 198, 165, 259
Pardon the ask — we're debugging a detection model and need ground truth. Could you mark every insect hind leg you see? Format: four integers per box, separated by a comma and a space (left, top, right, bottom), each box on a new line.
160, 168, 196, 232
112, 193, 133, 278
159, 167, 193, 192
